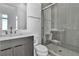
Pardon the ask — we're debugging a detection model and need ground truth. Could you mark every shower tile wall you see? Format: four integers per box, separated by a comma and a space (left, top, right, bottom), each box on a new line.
42, 5, 52, 44
54, 3, 79, 49
42, 3, 79, 52
42, 3, 65, 44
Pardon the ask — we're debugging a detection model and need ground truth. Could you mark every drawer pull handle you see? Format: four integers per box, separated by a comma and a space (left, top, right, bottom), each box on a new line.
15, 45, 23, 47
1, 47, 12, 51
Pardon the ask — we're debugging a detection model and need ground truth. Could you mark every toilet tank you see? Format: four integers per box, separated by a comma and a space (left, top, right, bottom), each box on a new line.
34, 34, 41, 46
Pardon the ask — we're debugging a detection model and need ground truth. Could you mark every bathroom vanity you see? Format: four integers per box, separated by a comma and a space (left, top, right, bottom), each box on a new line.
0, 34, 34, 56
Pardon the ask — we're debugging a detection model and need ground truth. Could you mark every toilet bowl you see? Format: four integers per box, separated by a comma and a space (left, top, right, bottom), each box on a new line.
35, 45, 48, 56
34, 34, 48, 56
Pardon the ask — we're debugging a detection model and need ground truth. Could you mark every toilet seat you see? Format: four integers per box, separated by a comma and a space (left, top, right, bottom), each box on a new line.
37, 51, 48, 56
35, 45, 48, 53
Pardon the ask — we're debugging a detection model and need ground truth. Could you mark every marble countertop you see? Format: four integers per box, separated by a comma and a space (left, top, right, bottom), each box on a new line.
0, 33, 34, 41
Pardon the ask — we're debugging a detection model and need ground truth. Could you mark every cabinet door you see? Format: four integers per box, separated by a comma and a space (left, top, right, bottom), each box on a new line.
13, 45, 25, 56
24, 38, 34, 56
0, 48, 13, 56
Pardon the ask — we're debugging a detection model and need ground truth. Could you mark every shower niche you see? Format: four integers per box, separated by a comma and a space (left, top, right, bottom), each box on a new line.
49, 29, 65, 45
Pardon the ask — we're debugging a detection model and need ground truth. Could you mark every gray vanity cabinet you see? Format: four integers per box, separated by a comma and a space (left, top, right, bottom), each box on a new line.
0, 36, 34, 56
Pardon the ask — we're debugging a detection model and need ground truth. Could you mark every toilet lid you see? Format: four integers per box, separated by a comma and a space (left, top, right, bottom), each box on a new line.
35, 45, 48, 52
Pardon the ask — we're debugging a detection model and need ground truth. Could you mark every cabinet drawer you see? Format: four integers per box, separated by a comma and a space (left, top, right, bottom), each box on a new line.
11, 38, 25, 47
0, 40, 13, 50
0, 47, 13, 56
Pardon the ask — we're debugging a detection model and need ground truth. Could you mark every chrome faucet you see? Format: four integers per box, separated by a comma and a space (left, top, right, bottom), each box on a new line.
10, 27, 12, 34
14, 30, 17, 34
5, 30, 8, 35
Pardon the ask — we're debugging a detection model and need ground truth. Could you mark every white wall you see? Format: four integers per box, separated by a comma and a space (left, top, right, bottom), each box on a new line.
27, 3, 41, 18
27, 3, 41, 43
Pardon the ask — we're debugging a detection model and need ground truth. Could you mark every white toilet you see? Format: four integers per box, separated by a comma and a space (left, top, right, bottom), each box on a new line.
34, 35, 48, 56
